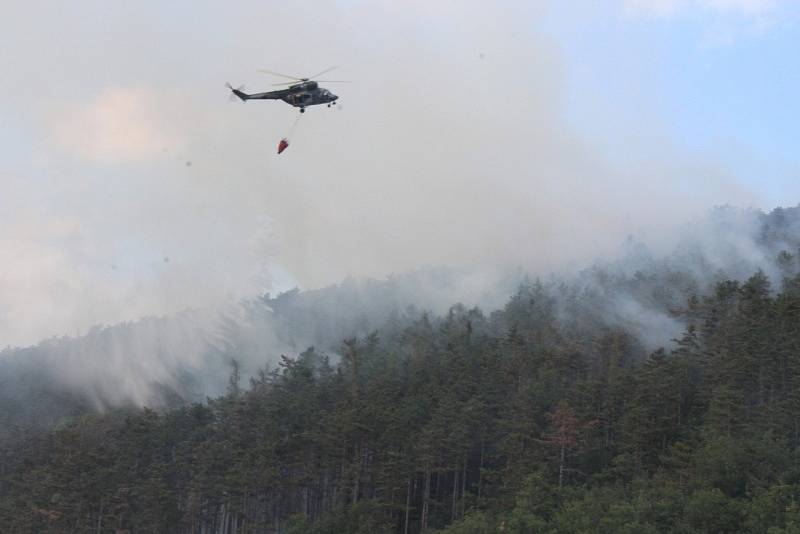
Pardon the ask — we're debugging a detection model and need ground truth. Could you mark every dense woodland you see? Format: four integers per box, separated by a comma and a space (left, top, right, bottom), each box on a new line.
3, 266, 800, 532
3, 206, 800, 533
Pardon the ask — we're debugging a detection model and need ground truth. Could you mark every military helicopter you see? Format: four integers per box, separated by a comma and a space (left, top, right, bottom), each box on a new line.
226, 66, 344, 113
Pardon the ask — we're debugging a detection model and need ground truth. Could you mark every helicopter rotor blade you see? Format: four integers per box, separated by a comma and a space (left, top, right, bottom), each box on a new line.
258, 69, 303, 81
270, 80, 350, 86
307, 66, 339, 79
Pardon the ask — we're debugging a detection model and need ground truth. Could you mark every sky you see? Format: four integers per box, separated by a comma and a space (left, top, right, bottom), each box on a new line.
0, 0, 798, 347
545, 0, 800, 201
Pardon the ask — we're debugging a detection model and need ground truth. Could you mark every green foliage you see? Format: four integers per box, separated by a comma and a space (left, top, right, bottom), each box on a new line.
683, 488, 742, 533
5, 270, 800, 532
287, 502, 395, 534
433, 510, 494, 534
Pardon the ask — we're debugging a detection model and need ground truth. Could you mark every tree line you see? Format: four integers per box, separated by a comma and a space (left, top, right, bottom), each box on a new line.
3, 266, 800, 532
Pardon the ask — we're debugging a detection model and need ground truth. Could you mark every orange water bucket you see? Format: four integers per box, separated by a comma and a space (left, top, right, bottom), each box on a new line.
277, 138, 289, 154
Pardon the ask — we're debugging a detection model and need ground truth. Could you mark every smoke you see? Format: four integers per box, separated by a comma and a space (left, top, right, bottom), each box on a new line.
0, 1, 769, 349
4, 0, 795, 419
2, 204, 799, 416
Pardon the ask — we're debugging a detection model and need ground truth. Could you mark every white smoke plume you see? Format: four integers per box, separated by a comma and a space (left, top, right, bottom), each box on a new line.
1, 2, 795, 411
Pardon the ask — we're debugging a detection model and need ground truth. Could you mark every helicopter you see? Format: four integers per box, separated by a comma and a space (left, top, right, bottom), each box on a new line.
226, 66, 344, 113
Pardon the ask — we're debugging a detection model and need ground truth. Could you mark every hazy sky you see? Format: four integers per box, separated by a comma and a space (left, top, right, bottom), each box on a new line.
1, 0, 798, 347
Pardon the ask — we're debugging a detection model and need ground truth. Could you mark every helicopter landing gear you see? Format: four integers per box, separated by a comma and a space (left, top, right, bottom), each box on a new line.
300, 107, 305, 113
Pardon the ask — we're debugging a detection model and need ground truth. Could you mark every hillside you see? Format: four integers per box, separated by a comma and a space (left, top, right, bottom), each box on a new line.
2, 206, 800, 532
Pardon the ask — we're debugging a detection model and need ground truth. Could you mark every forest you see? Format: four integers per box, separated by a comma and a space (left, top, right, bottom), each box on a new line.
3, 207, 800, 532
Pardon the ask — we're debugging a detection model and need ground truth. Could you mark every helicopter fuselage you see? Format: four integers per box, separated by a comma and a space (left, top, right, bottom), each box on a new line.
230, 80, 338, 111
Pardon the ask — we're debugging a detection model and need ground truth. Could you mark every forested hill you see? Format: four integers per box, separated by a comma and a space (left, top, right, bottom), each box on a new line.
2, 204, 799, 440
3, 208, 800, 532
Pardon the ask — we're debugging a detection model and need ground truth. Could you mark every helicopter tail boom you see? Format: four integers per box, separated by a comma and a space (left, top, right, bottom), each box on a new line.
226, 82, 285, 102
231, 87, 249, 101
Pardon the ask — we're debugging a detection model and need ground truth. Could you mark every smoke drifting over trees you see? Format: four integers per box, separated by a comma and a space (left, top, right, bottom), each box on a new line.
1, 205, 798, 435
3, 205, 800, 532
2, 2, 800, 532
0, 2, 761, 348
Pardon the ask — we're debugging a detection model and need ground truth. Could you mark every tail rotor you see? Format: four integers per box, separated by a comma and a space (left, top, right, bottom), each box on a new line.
226, 82, 247, 102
